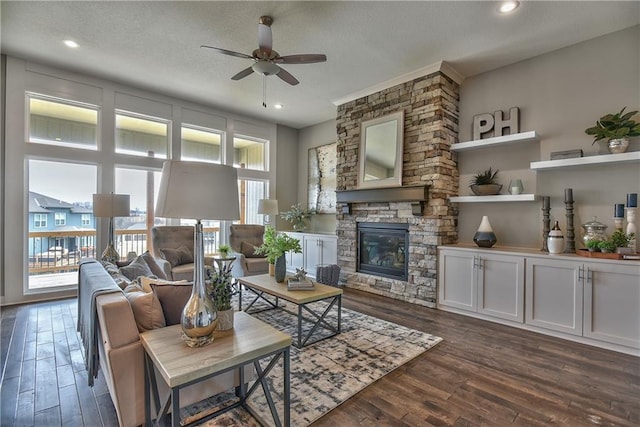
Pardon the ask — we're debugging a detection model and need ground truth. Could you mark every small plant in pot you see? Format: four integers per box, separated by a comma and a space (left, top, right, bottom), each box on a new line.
217, 244, 231, 258
611, 229, 635, 254
585, 107, 640, 154
585, 238, 602, 252
254, 226, 302, 282
206, 263, 234, 330
597, 239, 616, 254
469, 167, 502, 196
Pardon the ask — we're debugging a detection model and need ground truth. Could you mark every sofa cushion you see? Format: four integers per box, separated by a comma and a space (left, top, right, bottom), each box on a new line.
150, 281, 193, 325
241, 241, 264, 258
124, 287, 166, 332
140, 251, 168, 280
119, 255, 154, 281
159, 245, 194, 268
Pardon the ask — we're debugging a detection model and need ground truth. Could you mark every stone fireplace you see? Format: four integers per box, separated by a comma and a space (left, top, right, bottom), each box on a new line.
335, 68, 460, 307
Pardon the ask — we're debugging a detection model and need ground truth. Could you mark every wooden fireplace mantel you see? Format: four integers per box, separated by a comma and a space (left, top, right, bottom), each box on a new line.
335, 185, 429, 216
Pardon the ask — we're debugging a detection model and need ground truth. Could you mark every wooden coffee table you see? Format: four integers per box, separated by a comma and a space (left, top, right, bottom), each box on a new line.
238, 273, 342, 348
140, 311, 291, 427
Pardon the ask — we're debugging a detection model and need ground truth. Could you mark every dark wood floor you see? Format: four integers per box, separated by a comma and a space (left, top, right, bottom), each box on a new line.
1, 289, 638, 426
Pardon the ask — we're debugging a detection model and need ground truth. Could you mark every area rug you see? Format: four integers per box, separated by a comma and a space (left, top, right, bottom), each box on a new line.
184, 299, 442, 426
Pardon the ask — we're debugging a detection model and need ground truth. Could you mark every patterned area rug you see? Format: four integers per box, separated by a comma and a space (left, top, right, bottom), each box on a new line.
185, 298, 442, 426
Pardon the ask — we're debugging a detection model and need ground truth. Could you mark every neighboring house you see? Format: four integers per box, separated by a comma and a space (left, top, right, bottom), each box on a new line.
28, 191, 96, 259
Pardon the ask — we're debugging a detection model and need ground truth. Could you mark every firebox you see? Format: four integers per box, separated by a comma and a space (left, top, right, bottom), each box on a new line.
357, 222, 409, 281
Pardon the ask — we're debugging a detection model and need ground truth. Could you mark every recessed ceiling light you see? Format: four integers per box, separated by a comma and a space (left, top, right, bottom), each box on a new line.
274, 104, 284, 110
63, 40, 79, 48
499, 1, 520, 14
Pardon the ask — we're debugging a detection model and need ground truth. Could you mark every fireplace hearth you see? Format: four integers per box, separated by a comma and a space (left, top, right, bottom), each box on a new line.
357, 222, 409, 281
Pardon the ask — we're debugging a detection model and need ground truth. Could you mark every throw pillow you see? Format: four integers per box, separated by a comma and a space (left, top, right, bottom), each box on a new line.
101, 260, 132, 289
150, 281, 193, 326
119, 255, 154, 281
141, 251, 168, 280
241, 241, 264, 258
124, 290, 166, 332
139, 276, 189, 293
159, 245, 194, 268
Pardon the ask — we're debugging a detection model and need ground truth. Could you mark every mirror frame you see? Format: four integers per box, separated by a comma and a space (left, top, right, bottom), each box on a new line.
358, 110, 404, 189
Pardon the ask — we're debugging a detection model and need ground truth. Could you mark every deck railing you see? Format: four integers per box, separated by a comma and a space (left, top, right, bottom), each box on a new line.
28, 227, 220, 277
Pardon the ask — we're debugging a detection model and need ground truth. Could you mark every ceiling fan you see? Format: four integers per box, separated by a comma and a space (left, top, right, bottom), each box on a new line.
201, 16, 327, 88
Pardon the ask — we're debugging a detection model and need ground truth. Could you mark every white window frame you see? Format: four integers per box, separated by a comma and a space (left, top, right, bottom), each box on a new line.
34, 213, 47, 228
81, 214, 91, 226
181, 123, 225, 164
115, 110, 171, 159
54, 212, 66, 226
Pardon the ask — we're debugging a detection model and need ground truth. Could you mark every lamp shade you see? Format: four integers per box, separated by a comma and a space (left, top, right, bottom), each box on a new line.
257, 199, 279, 216
155, 160, 240, 221
92, 194, 130, 217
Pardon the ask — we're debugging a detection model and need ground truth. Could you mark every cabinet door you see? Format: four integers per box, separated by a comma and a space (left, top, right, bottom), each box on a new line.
477, 254, 524, 322
584, 263, 640, 349
303, 236, 321, 274
286, 233, 304, 272
438, 249, 476, 312
525, 257, 583, 336
318, 236, 338, 266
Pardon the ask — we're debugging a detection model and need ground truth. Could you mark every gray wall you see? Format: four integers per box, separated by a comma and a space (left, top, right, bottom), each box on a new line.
458, 25, 640, 248
296, 118, 338, 234
275, 124, 299, 231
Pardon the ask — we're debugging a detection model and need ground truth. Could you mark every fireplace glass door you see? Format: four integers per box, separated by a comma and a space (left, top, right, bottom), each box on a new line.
357, 222, 409, 281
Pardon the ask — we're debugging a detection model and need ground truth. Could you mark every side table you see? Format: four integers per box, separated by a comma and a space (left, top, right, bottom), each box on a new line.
141, 311, 291, 427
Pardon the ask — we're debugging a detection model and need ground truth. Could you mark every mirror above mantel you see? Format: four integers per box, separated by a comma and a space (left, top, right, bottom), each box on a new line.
358, 111, 404, 189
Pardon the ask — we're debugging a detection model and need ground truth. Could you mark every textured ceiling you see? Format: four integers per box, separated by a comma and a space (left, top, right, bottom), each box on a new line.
2, 1, 639, 129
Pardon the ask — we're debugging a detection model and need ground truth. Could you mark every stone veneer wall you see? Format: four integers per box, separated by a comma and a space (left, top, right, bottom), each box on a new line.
336, 71, 459, 307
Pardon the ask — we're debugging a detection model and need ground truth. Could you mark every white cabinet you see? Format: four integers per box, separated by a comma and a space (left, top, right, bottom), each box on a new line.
583, 263, 640, 349
525, 257, 583, 336
438, 248, 524, 322
285, 232, 337, 278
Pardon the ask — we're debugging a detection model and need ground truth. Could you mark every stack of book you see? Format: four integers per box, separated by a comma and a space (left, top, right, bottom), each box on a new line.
287, 278, 315, 291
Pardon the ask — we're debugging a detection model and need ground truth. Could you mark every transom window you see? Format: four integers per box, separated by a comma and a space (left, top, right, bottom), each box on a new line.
181, 125, 223, 164
233, 136, 267, 171
115, 111, 169, 159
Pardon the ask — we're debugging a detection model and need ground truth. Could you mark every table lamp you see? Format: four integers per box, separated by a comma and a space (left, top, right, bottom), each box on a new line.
155, 160, 240, 347
258, 199, 279, 226
92, 193, 130, 264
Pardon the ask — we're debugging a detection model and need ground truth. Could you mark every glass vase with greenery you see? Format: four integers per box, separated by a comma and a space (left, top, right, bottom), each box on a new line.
281, 203, 316, 231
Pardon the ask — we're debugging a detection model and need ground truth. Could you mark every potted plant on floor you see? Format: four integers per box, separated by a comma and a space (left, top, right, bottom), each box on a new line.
207, 263, 234, 330
255, 226, 302, 282
469, 167, 502, 196
585, 107, 640, 154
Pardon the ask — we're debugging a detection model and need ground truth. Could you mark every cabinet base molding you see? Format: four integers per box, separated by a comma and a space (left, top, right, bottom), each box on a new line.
437, 304, 639, 357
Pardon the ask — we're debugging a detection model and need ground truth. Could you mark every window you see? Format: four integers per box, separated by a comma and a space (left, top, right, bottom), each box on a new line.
115, 111, 169, 158
81, 214, 91, 226
34, 214, 47, 228
181, 125, 223, 164
237, 179, 266, 225
233, 136, 267, 171
28, 95, 98, 150
54, 212, 66, 226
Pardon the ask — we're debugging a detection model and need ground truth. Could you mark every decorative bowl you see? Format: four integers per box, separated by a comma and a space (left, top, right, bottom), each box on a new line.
608, 137, 629, 154
470, 184, 503, 196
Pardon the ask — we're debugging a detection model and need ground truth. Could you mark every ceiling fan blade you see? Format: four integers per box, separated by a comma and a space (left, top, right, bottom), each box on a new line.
258, 23, 273, 53
276, 66, 299, 86
276, 54, 327, 64
231, 66, 255, 81
201, 45, 253, 60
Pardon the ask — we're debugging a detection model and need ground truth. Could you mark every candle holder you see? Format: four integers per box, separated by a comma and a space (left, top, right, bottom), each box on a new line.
541, 196, 550, 252
563, 190, 576, 254
614, 216, 624, 231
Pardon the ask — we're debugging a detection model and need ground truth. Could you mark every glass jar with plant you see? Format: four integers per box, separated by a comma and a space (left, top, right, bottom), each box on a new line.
206, 263, 234, 330
281, 203, 316, 231
254, 226, 302, 282
469, 167, 502, 196
585, 107, 640, 154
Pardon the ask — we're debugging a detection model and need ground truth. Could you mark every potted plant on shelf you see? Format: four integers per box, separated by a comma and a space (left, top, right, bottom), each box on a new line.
469, 167, 502, 196
585, 107, 640, 154
281, 203, 316, 231
585, 238, 601, 252
597, 239, 616, 254
611, 229, 635, 254
255, 226, 302, 282
206, 263, 234, 330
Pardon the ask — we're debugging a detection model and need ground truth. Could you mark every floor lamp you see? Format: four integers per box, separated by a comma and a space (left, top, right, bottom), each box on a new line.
92, 193, 130, 264
155, 160, 240, 347
258, 199, 279, 227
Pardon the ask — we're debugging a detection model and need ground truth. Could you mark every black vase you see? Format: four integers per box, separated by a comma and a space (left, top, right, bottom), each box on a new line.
473, 216, 497, 248
275, 255, 287, 283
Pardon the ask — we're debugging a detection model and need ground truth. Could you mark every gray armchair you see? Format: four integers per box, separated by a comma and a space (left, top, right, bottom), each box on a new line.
229, 225, 269, 277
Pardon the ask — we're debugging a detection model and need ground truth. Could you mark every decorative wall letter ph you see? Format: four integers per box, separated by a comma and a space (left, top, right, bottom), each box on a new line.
473, 107, 520, 140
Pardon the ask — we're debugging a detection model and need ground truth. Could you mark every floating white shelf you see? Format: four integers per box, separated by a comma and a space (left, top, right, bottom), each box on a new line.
451, 131, 539, 152
450, 194, 538, 203
530, 151, 640, 170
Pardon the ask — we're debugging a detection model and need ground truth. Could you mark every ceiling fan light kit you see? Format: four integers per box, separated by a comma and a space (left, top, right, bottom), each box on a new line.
201, 15, 326, 107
